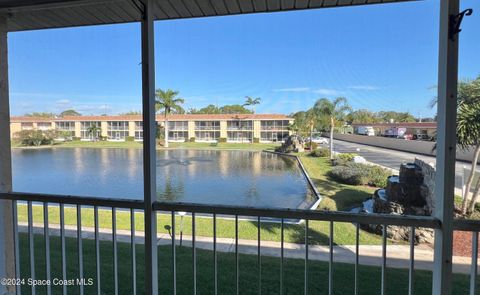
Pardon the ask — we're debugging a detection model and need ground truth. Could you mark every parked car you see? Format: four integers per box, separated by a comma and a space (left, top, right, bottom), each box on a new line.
399, 134, 414, 140
414, 134, 431, 141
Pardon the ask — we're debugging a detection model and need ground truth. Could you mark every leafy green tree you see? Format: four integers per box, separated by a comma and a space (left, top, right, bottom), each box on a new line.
155, 89, 185, 148
119, 111, 141, 115
219, 104, 252, 114
189, 105, 221, 114
59, 109, 81, 117
314, 97, 351, 159
24, 112, 55, 118
243, 96, 261, 113
15, 130, 57, 146
347, 109, 380, 124
376, 111, 416, 123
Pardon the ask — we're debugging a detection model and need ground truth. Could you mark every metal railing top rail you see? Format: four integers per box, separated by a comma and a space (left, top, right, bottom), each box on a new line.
6, 192, 480, 232
453, 219, 480, 232
0, 192, 144, 209
153, 201, 441, 228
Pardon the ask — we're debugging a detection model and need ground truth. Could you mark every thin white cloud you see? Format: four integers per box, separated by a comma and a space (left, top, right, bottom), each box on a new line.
56, 99, 71, 104
273, 87, 311, 92
312, 88, 341, 96
348, 85, 380, 91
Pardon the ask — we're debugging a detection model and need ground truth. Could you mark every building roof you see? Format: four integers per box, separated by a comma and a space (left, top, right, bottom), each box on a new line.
11, 113, 292, 122
351, 122, 437, 128
0, 0, 416, 32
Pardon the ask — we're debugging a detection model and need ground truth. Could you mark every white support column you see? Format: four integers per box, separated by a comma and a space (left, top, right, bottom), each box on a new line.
141, 1, 158, 295
433, 0, 459, 294
0, 14, 15, 295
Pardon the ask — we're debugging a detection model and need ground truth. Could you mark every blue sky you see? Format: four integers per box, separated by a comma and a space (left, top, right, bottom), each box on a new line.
7, 0, 480, 118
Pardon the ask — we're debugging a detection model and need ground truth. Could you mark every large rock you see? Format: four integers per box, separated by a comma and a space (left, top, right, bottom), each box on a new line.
362, 162, 435, 244
275, 135, 304, 153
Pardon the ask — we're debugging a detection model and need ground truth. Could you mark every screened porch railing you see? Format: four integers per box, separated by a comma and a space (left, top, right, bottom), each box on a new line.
1, 191, 479, 295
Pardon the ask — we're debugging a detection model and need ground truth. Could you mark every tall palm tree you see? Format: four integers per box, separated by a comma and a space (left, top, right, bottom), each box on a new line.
87, 124, 101, 141
430, 76, 480, 214
305, 109, 318, 148
243, 96, 261, 113
155, 89, 185, 148
314, 97, 351, 159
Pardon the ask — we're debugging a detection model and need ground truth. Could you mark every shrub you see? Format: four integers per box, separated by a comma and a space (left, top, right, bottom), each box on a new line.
125, 136, 135, 142
100, 136, 108, 141
329, 162, 391, 188
72, 137, 81, 141
305, 142, 318, 150
336, 153, 359, 162
15, 130, 57, 146
218, 137, 227, 143
253, 137, 260, 143
189, 137, 195, 142
309, 148, 330, 158
366, 165, 391, 188
329, 163, 369, 185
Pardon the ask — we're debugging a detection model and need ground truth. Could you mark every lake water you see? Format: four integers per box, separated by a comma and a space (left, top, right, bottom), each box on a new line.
12, 148, 316, 209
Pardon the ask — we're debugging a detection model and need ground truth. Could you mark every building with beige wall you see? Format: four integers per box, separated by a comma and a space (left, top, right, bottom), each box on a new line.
10, 114, 293, 143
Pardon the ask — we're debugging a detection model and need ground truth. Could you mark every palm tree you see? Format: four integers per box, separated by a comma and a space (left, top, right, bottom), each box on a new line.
305, 109, 318, 148
458, 100, 480, 214
243, 96, 261, 113
155, 89, 185, 148
87, 124, 101, 141
430, 76, 480, 214
314, 97, 351, 159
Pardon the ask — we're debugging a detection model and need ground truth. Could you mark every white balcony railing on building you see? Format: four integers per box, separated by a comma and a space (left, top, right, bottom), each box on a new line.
1, 192, 478, 295
227, 126, 253, 131
194, 126, 220, 131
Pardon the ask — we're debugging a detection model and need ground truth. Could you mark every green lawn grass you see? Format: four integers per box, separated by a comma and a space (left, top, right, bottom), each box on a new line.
18, 233, 473, 295
17, 204, 382, 245
298, 155, 376, 211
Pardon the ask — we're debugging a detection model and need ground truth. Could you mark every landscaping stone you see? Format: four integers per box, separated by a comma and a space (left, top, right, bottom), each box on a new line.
275, 135, 304, 153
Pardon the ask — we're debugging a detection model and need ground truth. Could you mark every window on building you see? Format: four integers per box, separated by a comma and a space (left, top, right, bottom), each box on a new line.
21, 122, 33, 130
135, 121, 143, 140
107, 121, 129, 140
168, 121, 188, 131
195, 121, 220, 130
80, 121, 101, 140
227, 120, 252, 130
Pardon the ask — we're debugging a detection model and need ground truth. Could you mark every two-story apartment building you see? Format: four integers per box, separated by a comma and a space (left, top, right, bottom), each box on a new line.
10, 114, 293, 143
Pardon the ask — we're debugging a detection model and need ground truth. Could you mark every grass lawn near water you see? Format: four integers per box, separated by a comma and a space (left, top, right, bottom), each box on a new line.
16, 204, 382, 246
17, 233, 473, 295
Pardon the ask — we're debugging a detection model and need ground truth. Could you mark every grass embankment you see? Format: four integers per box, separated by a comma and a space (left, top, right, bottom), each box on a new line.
12, 140, 280, 151
18, 234, 473, 295
16, 204, 382, 245
298, 154, 376, 211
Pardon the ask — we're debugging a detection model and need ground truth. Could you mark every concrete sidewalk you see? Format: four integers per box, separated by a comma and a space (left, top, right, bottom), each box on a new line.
19, 222, 475, 274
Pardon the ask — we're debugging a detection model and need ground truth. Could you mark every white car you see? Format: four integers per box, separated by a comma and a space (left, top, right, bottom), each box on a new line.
309, 137, 329, 144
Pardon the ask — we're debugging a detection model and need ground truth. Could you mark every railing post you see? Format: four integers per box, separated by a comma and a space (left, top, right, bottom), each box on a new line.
433, 0, 459, 294
141, 1, 158, 295
0, 14, 15, 295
